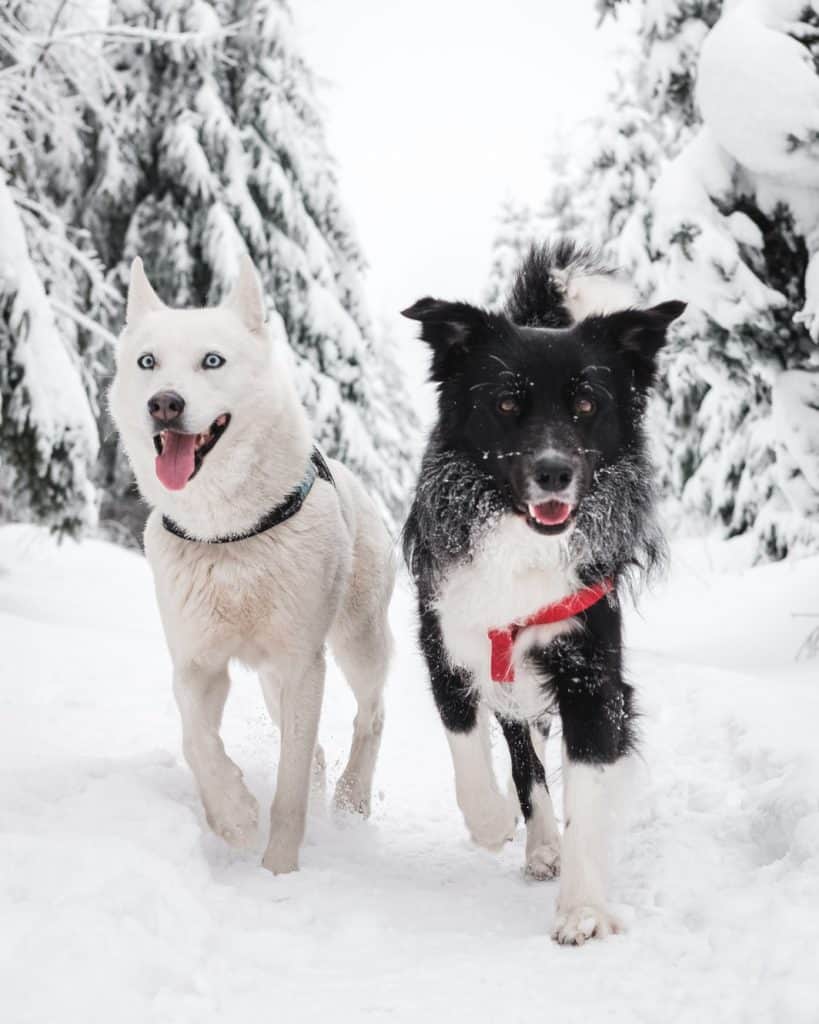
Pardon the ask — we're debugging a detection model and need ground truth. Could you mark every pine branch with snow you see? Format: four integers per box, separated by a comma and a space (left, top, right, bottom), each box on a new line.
0, 1, 110, 536
0, 178, 99, 534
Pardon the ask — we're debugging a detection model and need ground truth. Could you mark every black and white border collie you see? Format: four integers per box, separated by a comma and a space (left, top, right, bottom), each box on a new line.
402, 241, 685, 944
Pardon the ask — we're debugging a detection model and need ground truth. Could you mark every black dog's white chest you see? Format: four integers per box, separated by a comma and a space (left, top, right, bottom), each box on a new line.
434, 514, 579, 720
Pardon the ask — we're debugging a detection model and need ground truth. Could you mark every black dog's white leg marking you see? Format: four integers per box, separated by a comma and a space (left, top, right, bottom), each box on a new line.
418, 602, 515, 850
525, 781, 561, 880
552, 756, 623, 944
498, 716, 560, 878
531, 612, 635, 944
447, 709, 517, 850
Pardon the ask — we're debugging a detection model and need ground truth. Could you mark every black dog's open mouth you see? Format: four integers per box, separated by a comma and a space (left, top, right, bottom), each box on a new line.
153, 413, 230, 491
521, 500, 576, 535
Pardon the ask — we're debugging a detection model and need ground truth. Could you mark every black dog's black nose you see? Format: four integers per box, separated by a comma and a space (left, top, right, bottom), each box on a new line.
147, 390, 185, 424
533, 458, 574, 492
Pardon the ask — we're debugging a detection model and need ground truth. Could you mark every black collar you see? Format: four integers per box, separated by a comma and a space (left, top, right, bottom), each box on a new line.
162, 446, 335, 544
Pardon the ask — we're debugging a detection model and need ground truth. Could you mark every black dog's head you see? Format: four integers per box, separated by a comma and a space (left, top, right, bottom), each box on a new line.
402, 297, 685, 536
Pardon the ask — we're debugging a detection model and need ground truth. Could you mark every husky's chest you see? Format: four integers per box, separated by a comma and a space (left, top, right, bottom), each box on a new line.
145, 508, 348, 665
153, 539, 288, 640
435, 513, 579, 720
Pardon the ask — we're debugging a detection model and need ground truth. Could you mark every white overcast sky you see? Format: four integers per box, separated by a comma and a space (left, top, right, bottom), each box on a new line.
293, 1, 627, 399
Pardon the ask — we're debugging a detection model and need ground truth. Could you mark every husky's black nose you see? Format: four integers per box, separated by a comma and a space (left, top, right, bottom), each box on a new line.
148, 390, 185, 425
532, 457, 574, 492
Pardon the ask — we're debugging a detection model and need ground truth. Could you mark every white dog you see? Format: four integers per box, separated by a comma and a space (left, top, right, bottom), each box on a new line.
109, 255, 395, 874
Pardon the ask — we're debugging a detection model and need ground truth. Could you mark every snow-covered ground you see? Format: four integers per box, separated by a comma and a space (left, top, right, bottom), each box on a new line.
1, 524, 817, 1023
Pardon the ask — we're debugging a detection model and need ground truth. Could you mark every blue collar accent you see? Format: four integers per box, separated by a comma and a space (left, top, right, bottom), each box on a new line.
162, 446, 334, 544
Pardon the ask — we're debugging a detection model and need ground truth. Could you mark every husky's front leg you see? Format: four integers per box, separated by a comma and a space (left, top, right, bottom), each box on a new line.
262, 651, 326, 875
174, 662, 259, 848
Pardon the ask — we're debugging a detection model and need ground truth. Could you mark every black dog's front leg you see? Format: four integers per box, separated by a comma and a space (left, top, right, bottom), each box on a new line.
497, 716, 561, 878
532, 601, 635, 943
418, 601, 516, 850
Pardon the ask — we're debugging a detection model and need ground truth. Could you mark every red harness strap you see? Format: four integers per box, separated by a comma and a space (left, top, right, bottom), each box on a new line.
487, 579, 614, 684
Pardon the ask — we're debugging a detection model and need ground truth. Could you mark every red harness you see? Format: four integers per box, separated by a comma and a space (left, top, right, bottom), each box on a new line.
487, 579, 614, 684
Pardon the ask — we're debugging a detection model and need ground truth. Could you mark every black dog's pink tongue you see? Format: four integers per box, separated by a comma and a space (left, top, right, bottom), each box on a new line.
529, 500, 571, 526
155, 433, 196, 491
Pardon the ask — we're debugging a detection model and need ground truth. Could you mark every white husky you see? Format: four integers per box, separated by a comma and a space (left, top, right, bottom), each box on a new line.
109, 255, 395, 874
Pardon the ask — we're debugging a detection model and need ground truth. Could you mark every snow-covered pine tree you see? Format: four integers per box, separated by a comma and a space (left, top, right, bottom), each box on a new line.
0, 1, 112, 535
486, 199, 549, 307
636, 0, 819, 557
486, 75, 666, 305
489, 0, 819, 559
89, 0, 417, 536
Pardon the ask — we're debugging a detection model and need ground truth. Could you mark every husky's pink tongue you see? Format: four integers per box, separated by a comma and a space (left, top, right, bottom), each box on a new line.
529, 500, 572, 526
155, 432, 197, 491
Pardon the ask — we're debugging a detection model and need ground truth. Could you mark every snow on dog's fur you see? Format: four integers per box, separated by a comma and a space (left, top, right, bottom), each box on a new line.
109, 256, 395, 874
403, 240, 685, 943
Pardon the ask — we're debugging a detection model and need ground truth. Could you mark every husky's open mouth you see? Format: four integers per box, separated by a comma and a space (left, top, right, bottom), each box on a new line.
153, 413, 230, 491
522, 500, 575, 536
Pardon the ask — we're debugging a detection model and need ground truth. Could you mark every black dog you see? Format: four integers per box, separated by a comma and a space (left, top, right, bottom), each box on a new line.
402, 240, 684, 944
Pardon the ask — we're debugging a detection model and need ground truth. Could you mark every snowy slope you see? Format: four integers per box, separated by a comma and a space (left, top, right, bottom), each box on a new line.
1, 524, 817, 1023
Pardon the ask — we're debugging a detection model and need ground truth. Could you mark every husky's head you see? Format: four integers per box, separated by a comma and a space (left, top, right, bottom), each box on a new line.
402, 296, 685, 537
109, 255, 305, 518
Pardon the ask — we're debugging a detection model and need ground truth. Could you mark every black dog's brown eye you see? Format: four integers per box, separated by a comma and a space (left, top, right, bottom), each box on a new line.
497, 395, 520, 415
573, 395, 596, 417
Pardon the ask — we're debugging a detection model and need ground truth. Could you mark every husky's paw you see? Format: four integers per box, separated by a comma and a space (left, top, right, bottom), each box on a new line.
333, 773, 371, 818
551, 904, 621, 946
525, 841, 561, 880
261, 841, 300, 876
463, 801, 518, 852
205, 784, 259, 849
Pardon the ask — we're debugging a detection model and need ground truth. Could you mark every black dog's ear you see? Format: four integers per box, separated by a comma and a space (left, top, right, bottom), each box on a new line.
602, 300, 686, 386
401, 298, 494, 351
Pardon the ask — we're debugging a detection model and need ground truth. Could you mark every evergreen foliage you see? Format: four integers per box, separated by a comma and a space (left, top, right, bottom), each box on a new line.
0, 2, 112, 535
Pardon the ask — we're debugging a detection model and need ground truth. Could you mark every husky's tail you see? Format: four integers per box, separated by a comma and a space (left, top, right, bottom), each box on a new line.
504, 239, 636, 328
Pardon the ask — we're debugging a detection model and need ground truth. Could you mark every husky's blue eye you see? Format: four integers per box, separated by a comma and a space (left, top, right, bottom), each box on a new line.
137, 353, 155, 370
202, 353, 225, 369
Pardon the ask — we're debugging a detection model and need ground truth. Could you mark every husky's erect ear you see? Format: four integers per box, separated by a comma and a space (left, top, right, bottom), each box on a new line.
126, 257, 166, 327
223, 254, 266, 333
401, 298, 498, 379
600, 300, 686, 387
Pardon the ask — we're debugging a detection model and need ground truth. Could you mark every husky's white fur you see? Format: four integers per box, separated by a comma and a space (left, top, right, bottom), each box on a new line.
109, 256, 395, 874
